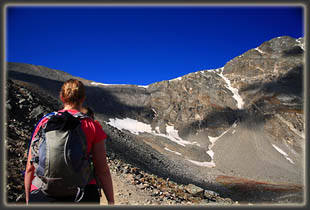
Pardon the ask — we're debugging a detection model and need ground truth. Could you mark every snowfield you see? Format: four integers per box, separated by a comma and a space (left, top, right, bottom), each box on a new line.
106, 117, 238, 168
107, 117, 199, 147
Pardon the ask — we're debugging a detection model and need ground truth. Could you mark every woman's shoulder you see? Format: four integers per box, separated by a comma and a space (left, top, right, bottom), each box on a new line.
81, 117, 103, 129
80, 117, 107, 141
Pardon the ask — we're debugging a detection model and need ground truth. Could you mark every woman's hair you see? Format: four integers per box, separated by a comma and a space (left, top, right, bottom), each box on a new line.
60, 79, 85, 106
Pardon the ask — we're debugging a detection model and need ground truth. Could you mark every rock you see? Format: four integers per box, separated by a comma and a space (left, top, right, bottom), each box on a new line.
204, 189, 219, 198
18, 98, 26, 104
29, 105, 45, 119
137, 184, 145, 189
185, 184, 204, 195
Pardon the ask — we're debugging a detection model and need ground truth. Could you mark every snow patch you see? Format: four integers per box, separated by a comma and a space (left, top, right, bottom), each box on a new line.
216, 68, 245, 109
91, 82, 148, 88
107, 118, 198, 146
155, 126, 160, 133
296, 38, 305, 51
164, 147, 182, 156
163, 125, 198, 146
137, 85, 149, 88
208, 125, 232, 146
272, 144, 295, 164
152, 108, 158, 117
186, 159, 216, 168
91, 81, 124, 86
186, 123, 235, 168
169, 77, 182, 82
107, 118, 152, 135
212, 68, 222, 74
255, 47, 265, 54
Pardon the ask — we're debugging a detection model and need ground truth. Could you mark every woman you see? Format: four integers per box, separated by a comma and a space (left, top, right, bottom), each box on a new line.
24, 79, 114, 205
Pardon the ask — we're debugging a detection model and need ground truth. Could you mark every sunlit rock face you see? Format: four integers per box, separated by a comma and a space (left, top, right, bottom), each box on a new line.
7, 36, 305, 203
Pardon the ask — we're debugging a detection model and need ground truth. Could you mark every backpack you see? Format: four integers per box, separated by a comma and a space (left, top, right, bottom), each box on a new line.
30, 111, 93, 201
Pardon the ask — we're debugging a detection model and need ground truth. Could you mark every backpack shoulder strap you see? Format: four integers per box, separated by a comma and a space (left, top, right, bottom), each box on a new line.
44, 111, 59, 119
28, 111, 58, 146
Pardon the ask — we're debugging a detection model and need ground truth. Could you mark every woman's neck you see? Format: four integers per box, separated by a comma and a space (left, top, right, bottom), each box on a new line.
63, 104, 82, 111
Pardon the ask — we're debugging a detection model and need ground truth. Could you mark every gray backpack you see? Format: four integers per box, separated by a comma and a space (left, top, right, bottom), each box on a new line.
30, 111, 93, 201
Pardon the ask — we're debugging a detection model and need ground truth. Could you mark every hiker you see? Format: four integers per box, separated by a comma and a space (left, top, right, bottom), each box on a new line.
24, 79, 114, 205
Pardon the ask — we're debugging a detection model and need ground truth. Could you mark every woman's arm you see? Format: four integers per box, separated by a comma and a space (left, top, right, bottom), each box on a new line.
92, 140, 115, 205
24, 147, 35, 204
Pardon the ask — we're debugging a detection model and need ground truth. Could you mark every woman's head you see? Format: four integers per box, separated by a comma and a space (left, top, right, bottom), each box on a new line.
60, 79, 85, 107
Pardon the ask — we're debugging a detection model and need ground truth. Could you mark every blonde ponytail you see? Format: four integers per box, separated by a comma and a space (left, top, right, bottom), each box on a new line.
60, 79, 85, 106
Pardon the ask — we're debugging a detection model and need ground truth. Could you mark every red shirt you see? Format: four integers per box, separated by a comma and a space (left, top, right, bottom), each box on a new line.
30, 109, 107, 191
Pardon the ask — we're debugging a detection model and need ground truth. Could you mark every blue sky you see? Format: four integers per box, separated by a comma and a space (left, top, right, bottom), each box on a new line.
7, 5, 304, 85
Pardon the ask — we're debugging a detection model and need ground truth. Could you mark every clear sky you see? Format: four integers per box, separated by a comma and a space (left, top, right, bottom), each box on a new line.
6, 5, 304, 86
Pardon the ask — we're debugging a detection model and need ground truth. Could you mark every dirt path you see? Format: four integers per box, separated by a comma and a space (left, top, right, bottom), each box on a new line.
100, 168, 168, 205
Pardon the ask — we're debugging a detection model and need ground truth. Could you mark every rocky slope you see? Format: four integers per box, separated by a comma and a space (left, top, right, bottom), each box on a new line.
6, 36, 305, 205
6, 79, 235, 205
6, 79, 61, 203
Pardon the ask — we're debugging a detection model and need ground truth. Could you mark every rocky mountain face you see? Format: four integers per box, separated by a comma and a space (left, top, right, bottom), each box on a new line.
148, 36, 304, 145
6, 36, 305, 204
